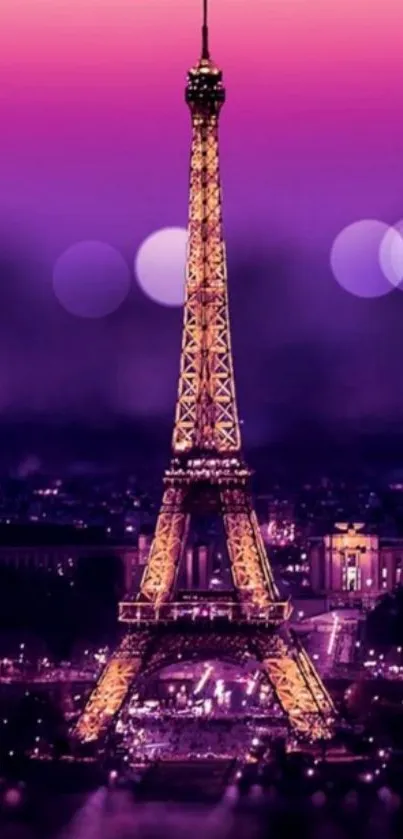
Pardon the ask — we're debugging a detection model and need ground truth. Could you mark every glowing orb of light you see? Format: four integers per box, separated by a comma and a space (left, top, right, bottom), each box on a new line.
135, 227, 187, 307
4, 787, 22, 807
330, 219, 394, 298
379, 220, 403, 289
249, 784, 264, 800
311, 790, 326, 808
53, 241, 131, 318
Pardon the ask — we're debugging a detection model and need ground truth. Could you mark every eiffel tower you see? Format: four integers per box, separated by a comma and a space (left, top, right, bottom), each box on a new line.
75, 0, 336, 746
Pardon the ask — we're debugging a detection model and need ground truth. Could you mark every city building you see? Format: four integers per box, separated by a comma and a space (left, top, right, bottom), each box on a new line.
0, 524, 139, 594
310, 522, 403, 604
265, 499, 297, 546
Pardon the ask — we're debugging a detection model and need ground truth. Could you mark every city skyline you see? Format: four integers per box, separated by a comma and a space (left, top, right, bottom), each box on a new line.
1, 1, 403, 450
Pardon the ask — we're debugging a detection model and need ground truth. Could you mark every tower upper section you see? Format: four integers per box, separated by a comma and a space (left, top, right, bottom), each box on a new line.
186, 58, 225, 116
186, 0, 225, 116
172, 2, 241, 457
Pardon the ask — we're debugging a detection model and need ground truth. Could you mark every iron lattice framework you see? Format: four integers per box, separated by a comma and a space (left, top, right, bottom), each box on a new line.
75, 7, 336, 747
172, 65, 240, 455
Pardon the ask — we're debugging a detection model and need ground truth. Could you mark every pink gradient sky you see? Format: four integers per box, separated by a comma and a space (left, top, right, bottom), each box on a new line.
1, 0, 403, 435
1, 0, 403, 256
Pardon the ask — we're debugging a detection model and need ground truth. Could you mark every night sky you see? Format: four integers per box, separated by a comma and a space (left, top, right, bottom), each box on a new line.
1, 0, 403, 465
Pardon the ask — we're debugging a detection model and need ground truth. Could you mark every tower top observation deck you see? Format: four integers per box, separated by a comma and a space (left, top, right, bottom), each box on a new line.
186, 0, 225, 113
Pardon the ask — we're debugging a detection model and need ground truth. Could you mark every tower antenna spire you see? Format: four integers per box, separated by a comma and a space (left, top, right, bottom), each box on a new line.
202, 0, 210, 60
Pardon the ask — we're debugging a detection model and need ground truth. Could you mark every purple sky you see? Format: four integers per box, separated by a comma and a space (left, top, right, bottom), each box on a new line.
1, 0, 403, 451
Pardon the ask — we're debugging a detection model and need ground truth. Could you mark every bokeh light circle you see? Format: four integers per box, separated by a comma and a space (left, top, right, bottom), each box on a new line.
379, 220, 403, 289
4, 788, 22, 807
53, 241, 131, 318
330, 219, 394, 298
135, 227, 187, 307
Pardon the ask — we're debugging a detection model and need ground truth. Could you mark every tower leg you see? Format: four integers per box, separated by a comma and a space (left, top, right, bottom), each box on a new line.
139, 487, 188, 604
74, 633, 150, 743
253, 630, 335, 741
222, 487, 280, 607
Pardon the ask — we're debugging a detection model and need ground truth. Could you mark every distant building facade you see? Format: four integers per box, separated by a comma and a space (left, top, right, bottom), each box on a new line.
264, 499, 297, 547
0, 524, 139, 594
0, 525, 223, 596
310, 522, 403, 603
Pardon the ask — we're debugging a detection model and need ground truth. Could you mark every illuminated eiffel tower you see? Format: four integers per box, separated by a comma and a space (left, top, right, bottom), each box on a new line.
75, 1, 335, 745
